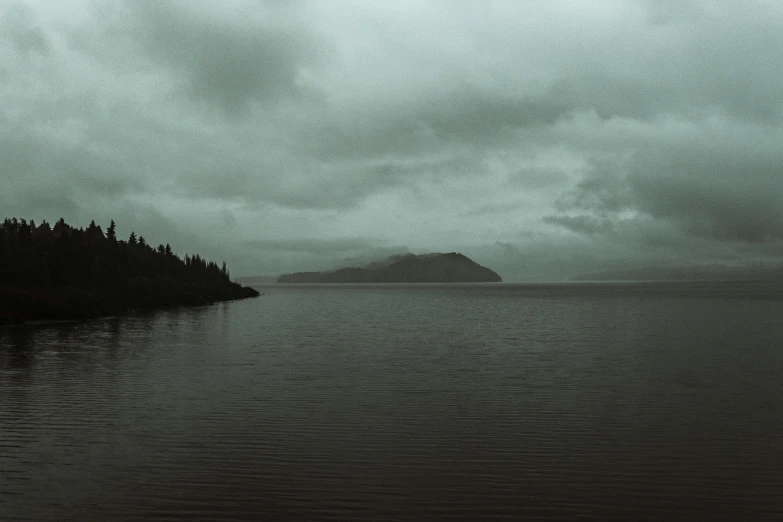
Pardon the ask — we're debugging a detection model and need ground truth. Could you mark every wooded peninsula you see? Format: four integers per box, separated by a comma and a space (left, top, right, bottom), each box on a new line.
0, 218, 258, 324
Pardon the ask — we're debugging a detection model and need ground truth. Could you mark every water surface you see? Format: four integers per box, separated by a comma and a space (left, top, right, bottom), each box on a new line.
2, 282, 783, 520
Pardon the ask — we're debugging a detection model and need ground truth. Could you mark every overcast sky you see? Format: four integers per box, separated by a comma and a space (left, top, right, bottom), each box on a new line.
2, 0, 783, 280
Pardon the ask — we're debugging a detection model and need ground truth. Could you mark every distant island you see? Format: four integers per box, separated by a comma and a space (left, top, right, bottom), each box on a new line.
277, 252, 502, 283
0, 218, 259, 325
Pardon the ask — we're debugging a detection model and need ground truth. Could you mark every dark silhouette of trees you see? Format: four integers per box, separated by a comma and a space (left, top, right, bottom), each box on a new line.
107, 220, 116, 242
0, 217, 240, 287
0, 217, 257, 323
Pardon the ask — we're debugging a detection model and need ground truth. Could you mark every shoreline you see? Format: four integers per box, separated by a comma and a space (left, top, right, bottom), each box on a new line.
0, 281, 259, 326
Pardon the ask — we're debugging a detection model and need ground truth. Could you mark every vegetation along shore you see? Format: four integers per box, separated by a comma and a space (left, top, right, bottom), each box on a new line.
0, 218, 259, 325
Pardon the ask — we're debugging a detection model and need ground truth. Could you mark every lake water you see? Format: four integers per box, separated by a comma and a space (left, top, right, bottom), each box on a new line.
2, 282, 783, 521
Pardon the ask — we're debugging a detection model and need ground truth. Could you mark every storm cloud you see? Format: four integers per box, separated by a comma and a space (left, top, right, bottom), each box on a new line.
2, 0, 782, 280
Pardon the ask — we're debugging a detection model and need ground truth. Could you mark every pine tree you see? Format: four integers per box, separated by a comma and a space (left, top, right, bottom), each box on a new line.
107, 220, 116, 241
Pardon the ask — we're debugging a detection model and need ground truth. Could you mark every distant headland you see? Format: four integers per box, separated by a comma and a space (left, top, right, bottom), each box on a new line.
0, 218, 259, 325
277, 252, 502, 283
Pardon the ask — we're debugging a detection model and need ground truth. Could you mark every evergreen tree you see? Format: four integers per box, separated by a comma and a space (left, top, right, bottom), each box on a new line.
107, 220, 116, 241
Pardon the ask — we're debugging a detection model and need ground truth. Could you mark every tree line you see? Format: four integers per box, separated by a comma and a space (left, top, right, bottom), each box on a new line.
0, 217, 232, 288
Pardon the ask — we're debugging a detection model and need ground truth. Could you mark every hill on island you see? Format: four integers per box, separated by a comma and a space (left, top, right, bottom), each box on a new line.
277, 252, 502, 283
0, 217, 258, 324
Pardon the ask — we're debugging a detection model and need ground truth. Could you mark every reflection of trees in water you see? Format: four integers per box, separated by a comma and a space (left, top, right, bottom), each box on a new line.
1, 317, 134, 374
219, 300, 232, 338
0, 326, 36, 372
0, 305, 223, 382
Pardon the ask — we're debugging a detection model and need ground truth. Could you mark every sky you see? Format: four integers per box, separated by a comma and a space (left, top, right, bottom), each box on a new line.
2, 0, 783, 281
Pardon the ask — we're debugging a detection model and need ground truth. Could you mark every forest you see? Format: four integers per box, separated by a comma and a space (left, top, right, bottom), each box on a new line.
0, 218, 258, 323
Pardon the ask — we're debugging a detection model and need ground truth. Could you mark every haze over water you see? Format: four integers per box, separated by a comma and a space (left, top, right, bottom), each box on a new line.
2, 281, 783, 521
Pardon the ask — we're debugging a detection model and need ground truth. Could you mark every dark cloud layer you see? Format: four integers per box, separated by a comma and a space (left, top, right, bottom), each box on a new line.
2, 0, 783, 279
1, 3, 49, 55
125, 1, 326, 113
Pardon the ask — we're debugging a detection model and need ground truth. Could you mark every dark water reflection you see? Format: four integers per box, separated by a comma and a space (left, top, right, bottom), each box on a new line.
2, 282, 783, 521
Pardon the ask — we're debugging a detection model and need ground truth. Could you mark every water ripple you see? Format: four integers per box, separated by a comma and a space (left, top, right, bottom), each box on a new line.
1, 283, 783, 520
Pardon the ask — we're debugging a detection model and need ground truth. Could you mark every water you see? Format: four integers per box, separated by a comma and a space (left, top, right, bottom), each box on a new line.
2, 281, 783, 521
